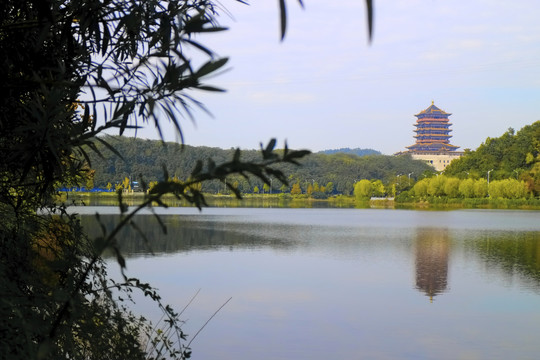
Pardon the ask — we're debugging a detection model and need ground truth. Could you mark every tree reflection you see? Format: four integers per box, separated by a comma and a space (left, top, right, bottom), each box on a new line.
80, 214, 295, 256
80, 212, 540, 294
414, 228, 450, 302
466, 231, 540, 288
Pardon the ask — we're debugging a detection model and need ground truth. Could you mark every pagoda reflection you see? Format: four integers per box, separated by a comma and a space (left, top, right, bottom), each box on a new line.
414, 228, 450, 301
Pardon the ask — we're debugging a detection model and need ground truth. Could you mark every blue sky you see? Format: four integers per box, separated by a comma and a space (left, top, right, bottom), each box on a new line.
133, 0, 540, 155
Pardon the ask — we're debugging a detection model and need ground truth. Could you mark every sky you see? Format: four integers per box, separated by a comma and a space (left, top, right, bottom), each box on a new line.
130, 0, 540, 155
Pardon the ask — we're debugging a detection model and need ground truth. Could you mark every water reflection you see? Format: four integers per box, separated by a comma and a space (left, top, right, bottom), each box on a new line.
75, 208, 540, 360
80, 214, 298, 256
79, 210, 540, 293
465, 230, 540, 288
414, 228, 450, 301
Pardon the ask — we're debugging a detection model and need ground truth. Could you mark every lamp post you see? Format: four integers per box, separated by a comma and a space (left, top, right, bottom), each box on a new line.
408, 172, 414, 186
514, 169, 520, 180
487, 169, 493, 197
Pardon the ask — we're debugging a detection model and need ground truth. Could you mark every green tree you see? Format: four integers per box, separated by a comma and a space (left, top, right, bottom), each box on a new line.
445, 121, 540, 179
427, 175, 447, 197
149, 180, 159, 191
458, 178, 475, 198
85, 170, 95, 190
489, 180, 505, 199
0, 0, 314, 358
83, 136, 434, 195
291, 183, 302, 195
412, 178, 429, 198
444, 177, 461, 198
504, 179, 528, 199
123, 176, 131, 192
325, 182, 334, 194
492, 179, 529, 199
474, 178, 489, 198
354, 179, 372, 199
372, 180, 386, 197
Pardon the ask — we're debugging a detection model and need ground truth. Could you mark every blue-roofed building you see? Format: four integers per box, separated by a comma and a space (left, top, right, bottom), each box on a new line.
403, 102, 464, 171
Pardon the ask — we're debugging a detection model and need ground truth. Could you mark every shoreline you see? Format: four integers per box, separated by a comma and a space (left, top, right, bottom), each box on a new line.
57, 192, 540, 210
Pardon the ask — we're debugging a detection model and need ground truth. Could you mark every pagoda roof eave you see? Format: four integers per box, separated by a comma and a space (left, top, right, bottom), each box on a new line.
415, 123, 453, 127
414, 102, 451, 117
406, 143, 460, 150
414, 128, 452, 131
416, 119, 451, 124
415, 135, 453, 139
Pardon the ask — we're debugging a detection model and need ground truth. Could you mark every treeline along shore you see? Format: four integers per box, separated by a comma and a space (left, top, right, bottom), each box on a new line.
73, 121, 540, 209
82, 136, 432, 196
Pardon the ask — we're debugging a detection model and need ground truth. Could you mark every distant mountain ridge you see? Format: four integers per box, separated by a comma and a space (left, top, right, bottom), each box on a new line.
318, 148, 381, 156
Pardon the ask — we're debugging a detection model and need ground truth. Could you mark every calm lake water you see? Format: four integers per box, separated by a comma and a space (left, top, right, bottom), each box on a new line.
74, 207, 540, 360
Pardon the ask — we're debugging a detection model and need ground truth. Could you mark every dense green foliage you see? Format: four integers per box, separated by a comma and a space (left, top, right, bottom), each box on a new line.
84, 136, 433, 195
444, 121, 540, 195
84, 121, 540, 207
296, 152, 431, 195
0, 0, 314, 359
387, 121, 540, 206
409, 175, 528, 200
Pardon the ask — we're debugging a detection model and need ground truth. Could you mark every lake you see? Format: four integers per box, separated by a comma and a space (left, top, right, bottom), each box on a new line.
75, 207, 540, 360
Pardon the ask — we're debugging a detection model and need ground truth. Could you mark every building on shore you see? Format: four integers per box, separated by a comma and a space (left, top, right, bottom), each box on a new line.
398, 101, 463, 171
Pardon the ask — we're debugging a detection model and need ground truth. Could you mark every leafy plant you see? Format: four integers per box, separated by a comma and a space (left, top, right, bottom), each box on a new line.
0, 0, 377, 357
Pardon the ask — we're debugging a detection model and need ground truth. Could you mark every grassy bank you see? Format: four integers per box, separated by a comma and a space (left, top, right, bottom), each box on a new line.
395, 196, 540, 210
59, 192, 372, 209
58, 191, 540, 210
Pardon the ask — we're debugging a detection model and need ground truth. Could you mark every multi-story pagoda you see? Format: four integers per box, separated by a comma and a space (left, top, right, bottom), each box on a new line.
407, 101, 459, 152
404, 102, 463, 171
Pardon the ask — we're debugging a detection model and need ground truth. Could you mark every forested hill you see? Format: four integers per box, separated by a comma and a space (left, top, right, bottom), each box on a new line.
86, 136, 433, 195
444, 121, 540, 183
318, 148, 381, 156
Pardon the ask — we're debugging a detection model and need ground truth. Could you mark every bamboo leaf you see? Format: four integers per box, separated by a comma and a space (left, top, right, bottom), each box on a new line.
182, 38, 215, 57
233, 148, 241, 162
279, 0, 287, 41
114, 247, 126, 268
266, 138, 277, 153
366, 0, 374, 42
195, 85, 226, 92
94, 136, 124, 161
191, 160, 203, 176
102, 21, 111, 54
196, 58, 229, 78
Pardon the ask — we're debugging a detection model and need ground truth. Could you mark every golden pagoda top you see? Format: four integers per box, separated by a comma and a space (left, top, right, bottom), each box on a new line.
415, 102, 452, 118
